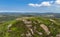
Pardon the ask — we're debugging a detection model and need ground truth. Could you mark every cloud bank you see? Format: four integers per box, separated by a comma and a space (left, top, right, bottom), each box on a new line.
28, 0, 60, 7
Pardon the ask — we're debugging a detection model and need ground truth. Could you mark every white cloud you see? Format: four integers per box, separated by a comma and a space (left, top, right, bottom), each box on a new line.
55, 0, 60, 4
28, 0, 60, 7
28, 3, 40, 7
28, 2, 51, 7
41, 2, 51, 6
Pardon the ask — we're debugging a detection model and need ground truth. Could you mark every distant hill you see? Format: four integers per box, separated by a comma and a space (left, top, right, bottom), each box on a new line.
0, 12, 60, 18
0, 17, 60, 37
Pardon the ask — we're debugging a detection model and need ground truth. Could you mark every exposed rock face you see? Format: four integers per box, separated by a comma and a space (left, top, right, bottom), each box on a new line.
56, 34, 60, 37
49, 19, 56, 23
40, 24, 50, 35
23, 20, 32, 24
26, 25, 32, 28
36, 31, 43, 35
7, 24, 12, 30
25, 31, 32, 37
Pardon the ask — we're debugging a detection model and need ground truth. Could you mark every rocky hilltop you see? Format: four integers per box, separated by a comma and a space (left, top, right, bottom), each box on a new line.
0, 17, 60, 37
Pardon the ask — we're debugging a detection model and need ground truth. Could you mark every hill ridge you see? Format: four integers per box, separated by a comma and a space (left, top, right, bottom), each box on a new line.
0, 17, 60, 37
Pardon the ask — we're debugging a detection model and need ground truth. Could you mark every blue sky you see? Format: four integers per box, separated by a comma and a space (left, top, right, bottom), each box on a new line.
0, 0, 60, 13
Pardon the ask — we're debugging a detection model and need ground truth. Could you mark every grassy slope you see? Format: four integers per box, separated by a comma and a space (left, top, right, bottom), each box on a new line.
0, 17, 60, 37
